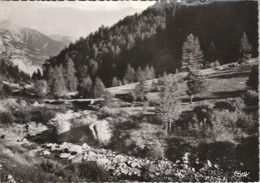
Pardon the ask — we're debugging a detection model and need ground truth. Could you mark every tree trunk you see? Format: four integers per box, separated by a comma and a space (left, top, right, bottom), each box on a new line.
165, 122, 168, 136
190, 95, 194, 104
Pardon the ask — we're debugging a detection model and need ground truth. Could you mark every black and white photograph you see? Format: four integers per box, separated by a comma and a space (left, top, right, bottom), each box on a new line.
0, 0, 259, 182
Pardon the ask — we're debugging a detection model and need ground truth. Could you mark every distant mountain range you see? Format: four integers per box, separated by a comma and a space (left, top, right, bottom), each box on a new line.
0, 20, 74, 74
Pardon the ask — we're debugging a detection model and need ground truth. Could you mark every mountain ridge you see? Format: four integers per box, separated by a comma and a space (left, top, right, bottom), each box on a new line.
0, 20, 68, 74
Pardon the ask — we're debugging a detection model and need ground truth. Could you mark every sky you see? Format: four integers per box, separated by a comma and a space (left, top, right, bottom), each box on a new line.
0, 1, 155, 40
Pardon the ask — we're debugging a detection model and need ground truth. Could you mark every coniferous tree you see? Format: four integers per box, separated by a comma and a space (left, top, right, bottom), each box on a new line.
80, 75, 93, 98
186, 71, 206, 103
53, 65, 66, 97
239, 32, 252, 59
157, 74, 180, 135
79, 65, 88, 80
66, 57, 78, 92
247, 66, 258, 91
112, 77, 120, 87
123, 63, 135, 84
136, 66, 145, 82
181, 34, 204, 71
93, 77, 105, 98
133, 72, 147, 101
46, 66, 54, 90
34, 79, 48, 98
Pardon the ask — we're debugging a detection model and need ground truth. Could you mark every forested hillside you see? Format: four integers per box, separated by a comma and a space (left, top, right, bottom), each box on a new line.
42, 0, 258, 90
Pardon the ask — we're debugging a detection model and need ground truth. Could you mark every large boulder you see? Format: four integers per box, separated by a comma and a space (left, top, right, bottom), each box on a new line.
89, 120, 112, 146
68, 144, 83, 154
27, 122, 48, 136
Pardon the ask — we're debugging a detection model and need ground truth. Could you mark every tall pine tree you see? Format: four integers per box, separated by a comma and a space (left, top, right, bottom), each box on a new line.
53, 65, 66, 97
181, 34, 204, 71
123, 63, 136, 84
93, 77, 105, 98
80, 75, 93, 98
65, 57, 78, 92
239, 32, 252, 59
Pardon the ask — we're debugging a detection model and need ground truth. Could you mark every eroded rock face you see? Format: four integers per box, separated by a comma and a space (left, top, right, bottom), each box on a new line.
89, 120, 112, 146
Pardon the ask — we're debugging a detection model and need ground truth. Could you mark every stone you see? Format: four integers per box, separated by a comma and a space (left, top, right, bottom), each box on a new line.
46, 143, 54, 148
88, 151, 97, 160
27, 122, 48, 136
68, 155, 76, 160
89, 120, 112, 146
68, 145, 82, 154
132, 168, 141, 175
71, 155, 83, 164
51, 144, 60, 151
148, 164, 157, 172
97, 158, 111, 166
82, 143, 90, 150
131, 162, 138, 168
60, 153, 70, 159
115, 155, 126, 163
42, 150, 51, 156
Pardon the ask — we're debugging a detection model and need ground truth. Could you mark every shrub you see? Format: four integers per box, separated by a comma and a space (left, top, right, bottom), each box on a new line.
12, 109, 31, 124
65, 161, 112, 182
31, 107, 56, 125
243, 89, 258, 107
247, 66, 258, 91
2, 84, 12, 96
213, 101, 236, 112
0, 112, 15, 124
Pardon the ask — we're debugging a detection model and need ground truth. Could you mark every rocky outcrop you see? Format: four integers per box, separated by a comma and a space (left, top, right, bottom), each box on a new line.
89, 120, 112, 146
27, 122, 47, 136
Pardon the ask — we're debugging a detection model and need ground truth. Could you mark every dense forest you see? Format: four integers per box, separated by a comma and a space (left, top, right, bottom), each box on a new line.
41, 0, 258, 93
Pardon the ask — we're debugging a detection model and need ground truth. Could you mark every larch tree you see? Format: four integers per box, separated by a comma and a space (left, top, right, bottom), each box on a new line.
80, 75, 93, 98
181, 34, 204, 71
53, 65, 66, 97
34, 79, 48, 98
46, 66, 54, 91
123, 63, 136, 84
186, 71, 206, 103
93, 77, 105, 98
112, 77, 120, 87
66, 57, 78, 92
133, 73, 147, 101
239, 32, 252, 59
157, 73, 180, 136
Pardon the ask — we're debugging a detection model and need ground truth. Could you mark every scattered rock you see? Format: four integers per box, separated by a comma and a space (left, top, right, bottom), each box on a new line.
42, 150, 51, 157
97, 158, 111, 166
115, 155, 127, 163
71, 155, 83, 164
82, 143, 91, 150
68, 144, 82, 154
87, 151, 97, 160
60, 153, 70, 159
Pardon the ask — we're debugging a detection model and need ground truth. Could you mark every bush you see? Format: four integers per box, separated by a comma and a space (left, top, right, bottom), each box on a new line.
12, 109, 31, 124
243, 89, 258, 107
0, 112, 15, 124
213, 101, 236, 112
64, 161, 112, 182
2, 84, 12, 96
247, 66, 258, 91
31, 107, 56, 125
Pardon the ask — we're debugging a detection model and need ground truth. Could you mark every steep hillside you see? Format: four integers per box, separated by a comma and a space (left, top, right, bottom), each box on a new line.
49, 35, 76, 47
0, 20, 66, 74
42, 0, 258, 87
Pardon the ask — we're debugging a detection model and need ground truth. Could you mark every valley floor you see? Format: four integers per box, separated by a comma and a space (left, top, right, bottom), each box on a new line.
0, 60, 258, 182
